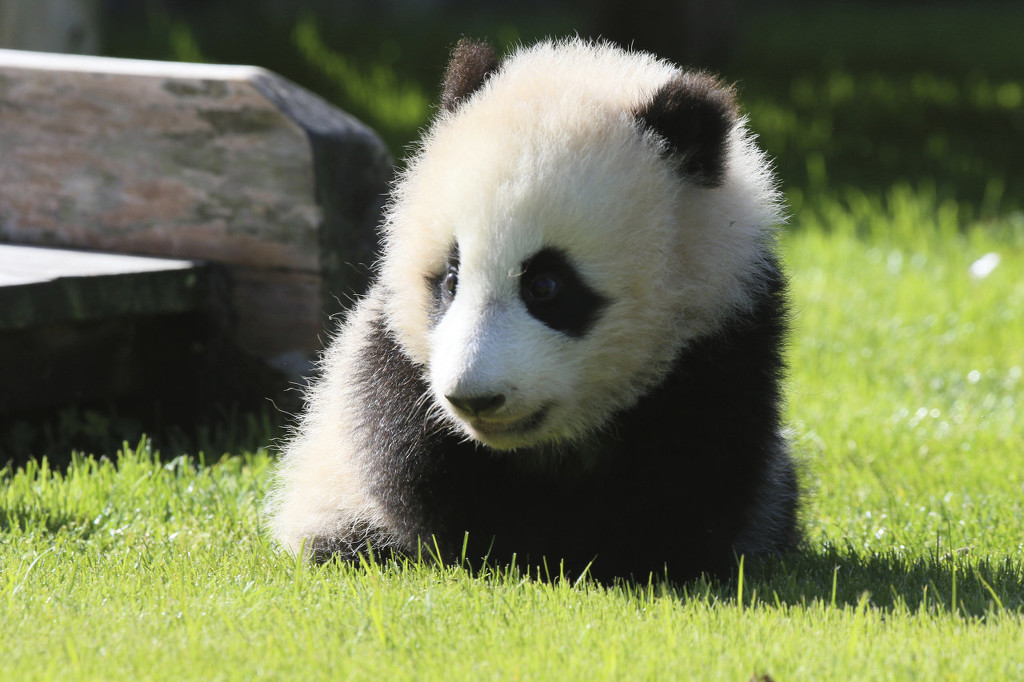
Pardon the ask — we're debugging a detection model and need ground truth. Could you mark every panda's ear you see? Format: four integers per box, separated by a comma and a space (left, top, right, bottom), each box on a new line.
636, 73, 738, 187
441, 38, 501, 112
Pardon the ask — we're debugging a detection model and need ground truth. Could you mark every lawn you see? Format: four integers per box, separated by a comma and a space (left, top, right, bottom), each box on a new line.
3, 3, 1024, 680
3, 191, 1021, 680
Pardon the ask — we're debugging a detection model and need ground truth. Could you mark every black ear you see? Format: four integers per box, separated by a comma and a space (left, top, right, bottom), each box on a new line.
440, 38, 501, 112
636, 73, 738, 187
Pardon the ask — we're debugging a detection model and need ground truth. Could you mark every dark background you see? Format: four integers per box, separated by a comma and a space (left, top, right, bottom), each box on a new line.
90, 0, 1024, 216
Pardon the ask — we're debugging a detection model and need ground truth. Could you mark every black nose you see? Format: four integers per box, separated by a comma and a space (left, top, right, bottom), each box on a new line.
445, 393, 506, 417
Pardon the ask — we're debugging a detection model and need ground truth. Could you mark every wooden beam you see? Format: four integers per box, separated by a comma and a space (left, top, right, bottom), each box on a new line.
0, 244, 203, 329
0, 49, 392, 372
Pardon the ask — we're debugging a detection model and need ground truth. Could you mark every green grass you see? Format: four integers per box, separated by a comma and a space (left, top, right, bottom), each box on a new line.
730, 3, 1024, 214
5, 3, 1024, 679
3, 192, 1022, 680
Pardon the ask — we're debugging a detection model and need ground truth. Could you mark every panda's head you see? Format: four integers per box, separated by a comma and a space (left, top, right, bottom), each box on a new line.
380, 38, 782, 452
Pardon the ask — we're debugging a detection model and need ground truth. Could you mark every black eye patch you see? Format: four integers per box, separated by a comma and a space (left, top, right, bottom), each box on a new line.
519, 248, 607, 338
427, 243, 459, 326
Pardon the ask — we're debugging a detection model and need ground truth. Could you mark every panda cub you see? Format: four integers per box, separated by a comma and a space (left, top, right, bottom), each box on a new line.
268, 37, 799, 582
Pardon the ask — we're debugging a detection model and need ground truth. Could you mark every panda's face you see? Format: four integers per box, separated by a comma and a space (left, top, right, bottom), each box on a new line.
426, 241, 610, 449
390, 103, 686, 451
380, 41, 781, 452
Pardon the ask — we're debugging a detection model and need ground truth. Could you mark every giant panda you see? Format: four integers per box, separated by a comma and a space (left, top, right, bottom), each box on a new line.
267, 37, 799, 583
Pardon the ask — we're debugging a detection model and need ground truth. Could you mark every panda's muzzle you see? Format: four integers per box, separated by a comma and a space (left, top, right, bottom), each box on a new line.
445, 393, 506, 417
459, 402, 553, 445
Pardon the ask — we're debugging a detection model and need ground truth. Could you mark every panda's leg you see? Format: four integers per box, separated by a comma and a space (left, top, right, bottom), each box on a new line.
733, 434, 800, 556
265, 294, 396, 561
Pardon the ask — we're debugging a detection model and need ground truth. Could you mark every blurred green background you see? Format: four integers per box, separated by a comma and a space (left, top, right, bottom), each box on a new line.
84, 0, 1024, 220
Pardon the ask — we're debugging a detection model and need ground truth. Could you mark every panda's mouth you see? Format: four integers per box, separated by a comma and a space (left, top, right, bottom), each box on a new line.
468, 405, 550, 439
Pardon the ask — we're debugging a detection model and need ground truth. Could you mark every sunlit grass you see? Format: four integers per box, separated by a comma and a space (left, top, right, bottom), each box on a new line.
786, 190, 1023, 577
2, 191, 1022, 680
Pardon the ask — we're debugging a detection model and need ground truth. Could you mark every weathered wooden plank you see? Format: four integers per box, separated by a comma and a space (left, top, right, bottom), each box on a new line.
0, 52, 320, 270
0, 49, 392, 368
0, 244, 227, 413
0, 243, 205, 330
0, 242, 195, 283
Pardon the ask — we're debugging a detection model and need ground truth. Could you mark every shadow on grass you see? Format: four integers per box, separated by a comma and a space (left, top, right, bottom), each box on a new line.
332, 541, 1023, 618
0, 403, 285, 469
689, 545, 1024, 617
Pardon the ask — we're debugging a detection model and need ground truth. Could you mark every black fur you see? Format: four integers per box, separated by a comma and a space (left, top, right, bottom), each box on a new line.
338, 256, 797, 584
441, 39, 501, 113
519, 248, 608, 338
636, 73, 738, 187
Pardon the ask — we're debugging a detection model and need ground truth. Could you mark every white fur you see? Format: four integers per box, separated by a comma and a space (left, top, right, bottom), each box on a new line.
264, 296, 393, 556
267, 37, 783, 552
383, 38, 782, 448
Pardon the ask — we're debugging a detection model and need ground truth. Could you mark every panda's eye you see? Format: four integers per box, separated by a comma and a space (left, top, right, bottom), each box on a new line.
442, 266, 458, 298
526, 274, 559, 302
519, 248, 607, 338
427, 244, 460, 326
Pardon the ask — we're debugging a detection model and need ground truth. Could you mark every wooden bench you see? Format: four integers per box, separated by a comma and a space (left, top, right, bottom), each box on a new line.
0, 244, 204, 329
0, 244, 218, 412
0, 49, 393, 413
